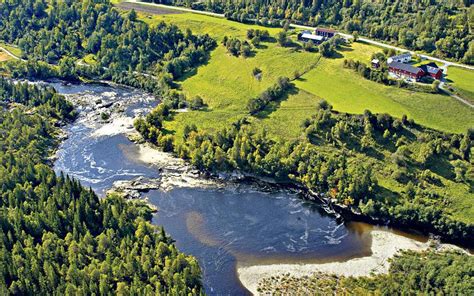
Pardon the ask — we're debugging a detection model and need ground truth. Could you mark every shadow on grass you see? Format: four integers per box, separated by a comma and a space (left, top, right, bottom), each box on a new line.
174, 45, 215, 84
426, 156, 455, 181
374, 184, 400, 204
338, 45, 354, 52
253, 87, 299, 119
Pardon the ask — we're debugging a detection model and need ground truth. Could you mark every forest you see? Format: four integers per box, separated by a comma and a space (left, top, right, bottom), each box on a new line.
0, 78, 202, 294
0, 0, 216, 91
151, 0, 474, 63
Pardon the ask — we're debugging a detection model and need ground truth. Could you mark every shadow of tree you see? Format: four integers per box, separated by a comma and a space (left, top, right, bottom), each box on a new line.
253, 86, 299, 119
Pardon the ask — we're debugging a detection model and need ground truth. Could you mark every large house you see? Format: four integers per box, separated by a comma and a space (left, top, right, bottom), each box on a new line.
388, 61, 425, 80
387, 54, 443, 81
387, 53, 412, 64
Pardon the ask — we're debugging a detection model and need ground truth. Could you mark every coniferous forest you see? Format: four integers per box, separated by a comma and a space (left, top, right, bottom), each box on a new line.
0, 78, 202, 294
0, 0, 216, 91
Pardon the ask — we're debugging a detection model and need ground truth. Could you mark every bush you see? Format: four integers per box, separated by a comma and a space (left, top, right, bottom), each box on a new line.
190, 96, 205, 110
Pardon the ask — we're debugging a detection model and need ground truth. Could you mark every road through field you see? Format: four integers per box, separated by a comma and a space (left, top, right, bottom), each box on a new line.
122, 0, 474, 71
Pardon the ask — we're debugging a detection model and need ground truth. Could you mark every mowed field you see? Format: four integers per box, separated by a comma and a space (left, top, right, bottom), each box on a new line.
295, 42, 474, 134
137, 10, 321, 141
447, 66, 474, 103
126, 4, 473, 138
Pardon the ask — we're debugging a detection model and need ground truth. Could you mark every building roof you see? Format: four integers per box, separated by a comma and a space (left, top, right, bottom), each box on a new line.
390, 52, 412, 60
388, 61, 423, 75
371, 59, 380, 64
316, 27, 337, 34
420, 64, 442, 75
301, 33, 324, 41
419, 63, 442, 75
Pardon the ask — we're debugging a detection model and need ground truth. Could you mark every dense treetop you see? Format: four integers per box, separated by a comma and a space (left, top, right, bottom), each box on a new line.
0, 78, 202, 294
0, 0, 216, 82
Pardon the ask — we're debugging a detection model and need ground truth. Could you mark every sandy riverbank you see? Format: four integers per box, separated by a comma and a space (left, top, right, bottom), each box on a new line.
237, 228, 464, 295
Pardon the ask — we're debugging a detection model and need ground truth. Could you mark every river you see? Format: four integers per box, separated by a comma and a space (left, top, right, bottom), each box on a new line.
51, 81, 428, 295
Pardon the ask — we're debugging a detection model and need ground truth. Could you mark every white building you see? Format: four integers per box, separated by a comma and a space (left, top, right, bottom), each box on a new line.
387, 53, 412, 64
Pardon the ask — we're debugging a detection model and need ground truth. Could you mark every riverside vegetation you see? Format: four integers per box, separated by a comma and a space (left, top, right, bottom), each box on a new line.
257, 250, 474, 294
0, 78, 202, 294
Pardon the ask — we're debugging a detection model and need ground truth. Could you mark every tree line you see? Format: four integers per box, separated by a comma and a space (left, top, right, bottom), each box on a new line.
150, 0, 474, 64
247, 76, 293, 114
0, 78, 202, 293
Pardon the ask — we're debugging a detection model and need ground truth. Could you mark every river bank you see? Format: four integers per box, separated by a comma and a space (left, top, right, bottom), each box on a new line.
47, 79, 472, 294
237, 227, 466, 295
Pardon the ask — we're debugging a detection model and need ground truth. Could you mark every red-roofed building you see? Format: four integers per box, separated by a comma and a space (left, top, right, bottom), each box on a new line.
420, 63, 443, 80
388, 62, 425, 81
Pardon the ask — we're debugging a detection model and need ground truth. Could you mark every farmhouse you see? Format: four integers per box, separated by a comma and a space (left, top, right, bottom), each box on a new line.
419, 62, 443, 80
315, 28, 337, 38
387, 53, 412, 64
298, 31, 324, 44
388, 61, 425, 81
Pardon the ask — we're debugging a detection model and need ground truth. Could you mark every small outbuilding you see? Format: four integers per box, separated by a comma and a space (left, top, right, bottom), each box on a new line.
371, 59, 380, 69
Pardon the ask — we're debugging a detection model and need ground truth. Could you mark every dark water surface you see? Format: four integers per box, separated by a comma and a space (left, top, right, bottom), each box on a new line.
50, 82, 412, 295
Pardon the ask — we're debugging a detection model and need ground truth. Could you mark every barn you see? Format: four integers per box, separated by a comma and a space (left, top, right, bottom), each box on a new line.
388, 62, 425, 80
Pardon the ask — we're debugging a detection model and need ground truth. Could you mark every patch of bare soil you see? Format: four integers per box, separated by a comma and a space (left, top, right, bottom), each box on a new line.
116, 2, 183, 15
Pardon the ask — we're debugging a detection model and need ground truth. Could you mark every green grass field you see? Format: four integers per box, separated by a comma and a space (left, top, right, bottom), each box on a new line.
139, 12, 473, 137
295, 42, 473, 134
0, 42, 21, 58
140, 12, 320, 141
447, 66, 474, 103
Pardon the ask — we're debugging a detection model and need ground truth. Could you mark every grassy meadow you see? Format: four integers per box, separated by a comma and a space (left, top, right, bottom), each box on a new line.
447, 66, 474, 103
0, 42, 21, 58
139, 11, 320, 141
134, 11, 473, 137
295, 42, 473, 134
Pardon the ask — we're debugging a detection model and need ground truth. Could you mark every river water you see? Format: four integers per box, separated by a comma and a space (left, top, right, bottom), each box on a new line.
50, 81, 418, 295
